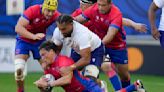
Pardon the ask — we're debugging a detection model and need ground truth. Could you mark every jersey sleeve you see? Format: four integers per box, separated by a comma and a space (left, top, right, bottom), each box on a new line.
77, 34, 91, 50
82, 5, 94, 20
71, 9, 81, 17
23, 6, 36, 21
154, 0, 164, 8
109, 13, 122, 31
58, 56, 74, 68
51, 28, 63, 46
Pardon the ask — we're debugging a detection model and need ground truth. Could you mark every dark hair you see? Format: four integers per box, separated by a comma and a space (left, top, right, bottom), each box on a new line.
81, 0, 97, 4
39, 40, 60, 53
107, 0, 111, 3
56, 14, 73, 24
97, 0, 111, 3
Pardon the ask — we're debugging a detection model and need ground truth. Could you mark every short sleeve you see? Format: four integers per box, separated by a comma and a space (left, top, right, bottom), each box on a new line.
110, 14, 122, 30
71, 8, 82, 17
23, 6, 37, 21
51, 28, 63, 46
82, 5, 94, 20
154, 0, 164, 8
77, 34, 91, 50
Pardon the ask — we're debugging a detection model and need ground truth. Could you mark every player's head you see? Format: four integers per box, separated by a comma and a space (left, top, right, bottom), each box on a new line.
97, 0, 112, 14
80, 0, 97, 11
84, 65, 99, 78
39, 40, 60, 64
56, 14, 74, 37
42, 0, 58, 19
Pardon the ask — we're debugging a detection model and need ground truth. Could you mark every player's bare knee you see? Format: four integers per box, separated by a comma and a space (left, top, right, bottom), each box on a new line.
101, 62, 112, 73
14, 58, 26, 81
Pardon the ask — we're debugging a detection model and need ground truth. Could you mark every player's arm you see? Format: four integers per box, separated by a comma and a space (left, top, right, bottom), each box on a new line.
73, 47, 91, 69
102, 26, 119, 45
148, 2, 160, 40
50, 70, 73, 87
75, 6, 92, 24
122, 18, 147, 33
102, 14, 122, 45
74, 14, 88, 24
15, 17, 36, 39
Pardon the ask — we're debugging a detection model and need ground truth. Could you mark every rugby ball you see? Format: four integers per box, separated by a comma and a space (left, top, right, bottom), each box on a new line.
43, 74, 55, 83
42, 74, 55, 91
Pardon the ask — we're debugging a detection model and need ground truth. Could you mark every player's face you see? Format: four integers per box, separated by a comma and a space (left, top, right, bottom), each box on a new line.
80, 1, 93, 11
43, 8, 55, 20
57, 22, 73, 37
97, 0, 111, 14
39, 48, 54, 65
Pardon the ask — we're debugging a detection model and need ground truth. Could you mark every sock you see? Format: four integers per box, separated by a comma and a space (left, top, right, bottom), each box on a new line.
124, 83, 136, 92
121, 79, 131, 88
16, 81, 24, 92
107, 69, 122, 91
17, 87, 24, 92
119, 83, 137, 92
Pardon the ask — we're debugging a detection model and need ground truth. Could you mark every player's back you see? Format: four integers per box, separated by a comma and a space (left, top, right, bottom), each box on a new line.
44, 55, 103, 92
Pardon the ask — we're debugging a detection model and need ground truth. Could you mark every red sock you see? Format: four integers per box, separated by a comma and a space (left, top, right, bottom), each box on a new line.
17, 87, 24, 92
16, 81, 24, 92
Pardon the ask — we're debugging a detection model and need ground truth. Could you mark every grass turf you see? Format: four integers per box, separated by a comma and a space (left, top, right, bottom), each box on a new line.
0, 73, 164, 92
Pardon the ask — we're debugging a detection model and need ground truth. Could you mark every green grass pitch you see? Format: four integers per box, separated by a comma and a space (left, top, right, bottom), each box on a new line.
0, 73, 164, 92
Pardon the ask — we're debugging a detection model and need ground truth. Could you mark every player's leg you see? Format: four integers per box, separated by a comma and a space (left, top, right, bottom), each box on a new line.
159, 31, 164, 48
90, 43, 109, 92
14, 55, 29, 92
116, 63, 131, 88
102, 48, 122, 91
83, 65, 104, 92
14, 39, 31, 92
101, 61, 122, 91
117, 80, 146, 92
108, 48, 131, 89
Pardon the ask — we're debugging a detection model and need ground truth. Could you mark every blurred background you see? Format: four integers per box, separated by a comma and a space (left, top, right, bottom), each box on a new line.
0, 0, 164, 92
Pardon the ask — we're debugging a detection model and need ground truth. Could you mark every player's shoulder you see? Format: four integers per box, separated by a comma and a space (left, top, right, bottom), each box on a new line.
57, 55, 74, 67
109, 4, 122, 19
53, 10, 61, 16
25, 4, 41, 14
72, 8, 82, 17
27, 4, 41, 11
110, 4, 122, 14
74, 21, 89, 34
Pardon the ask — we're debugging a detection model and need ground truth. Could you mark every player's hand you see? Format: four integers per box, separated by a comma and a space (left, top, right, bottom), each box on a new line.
151, 28, 160, 40
34, 78, 48, 88
133, 23, 147, 33
32, 33, 45, 40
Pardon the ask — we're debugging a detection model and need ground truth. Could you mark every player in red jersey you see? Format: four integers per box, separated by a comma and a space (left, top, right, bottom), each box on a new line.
14, 0, 60, 92
72, 0, 147, 33
34, 41, 103, 92
74, 0, 144, 91
73, 0, 147, 91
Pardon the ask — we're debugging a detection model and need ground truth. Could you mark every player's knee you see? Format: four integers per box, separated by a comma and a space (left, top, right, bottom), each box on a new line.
101, 62, 112, 73
84, 65, 99, 78
14, 58, 26, 81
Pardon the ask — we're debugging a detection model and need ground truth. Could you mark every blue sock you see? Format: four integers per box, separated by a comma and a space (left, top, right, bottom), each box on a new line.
109, 75, 122, 91
121, 80, 131, 88
125, 84, 136, 92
